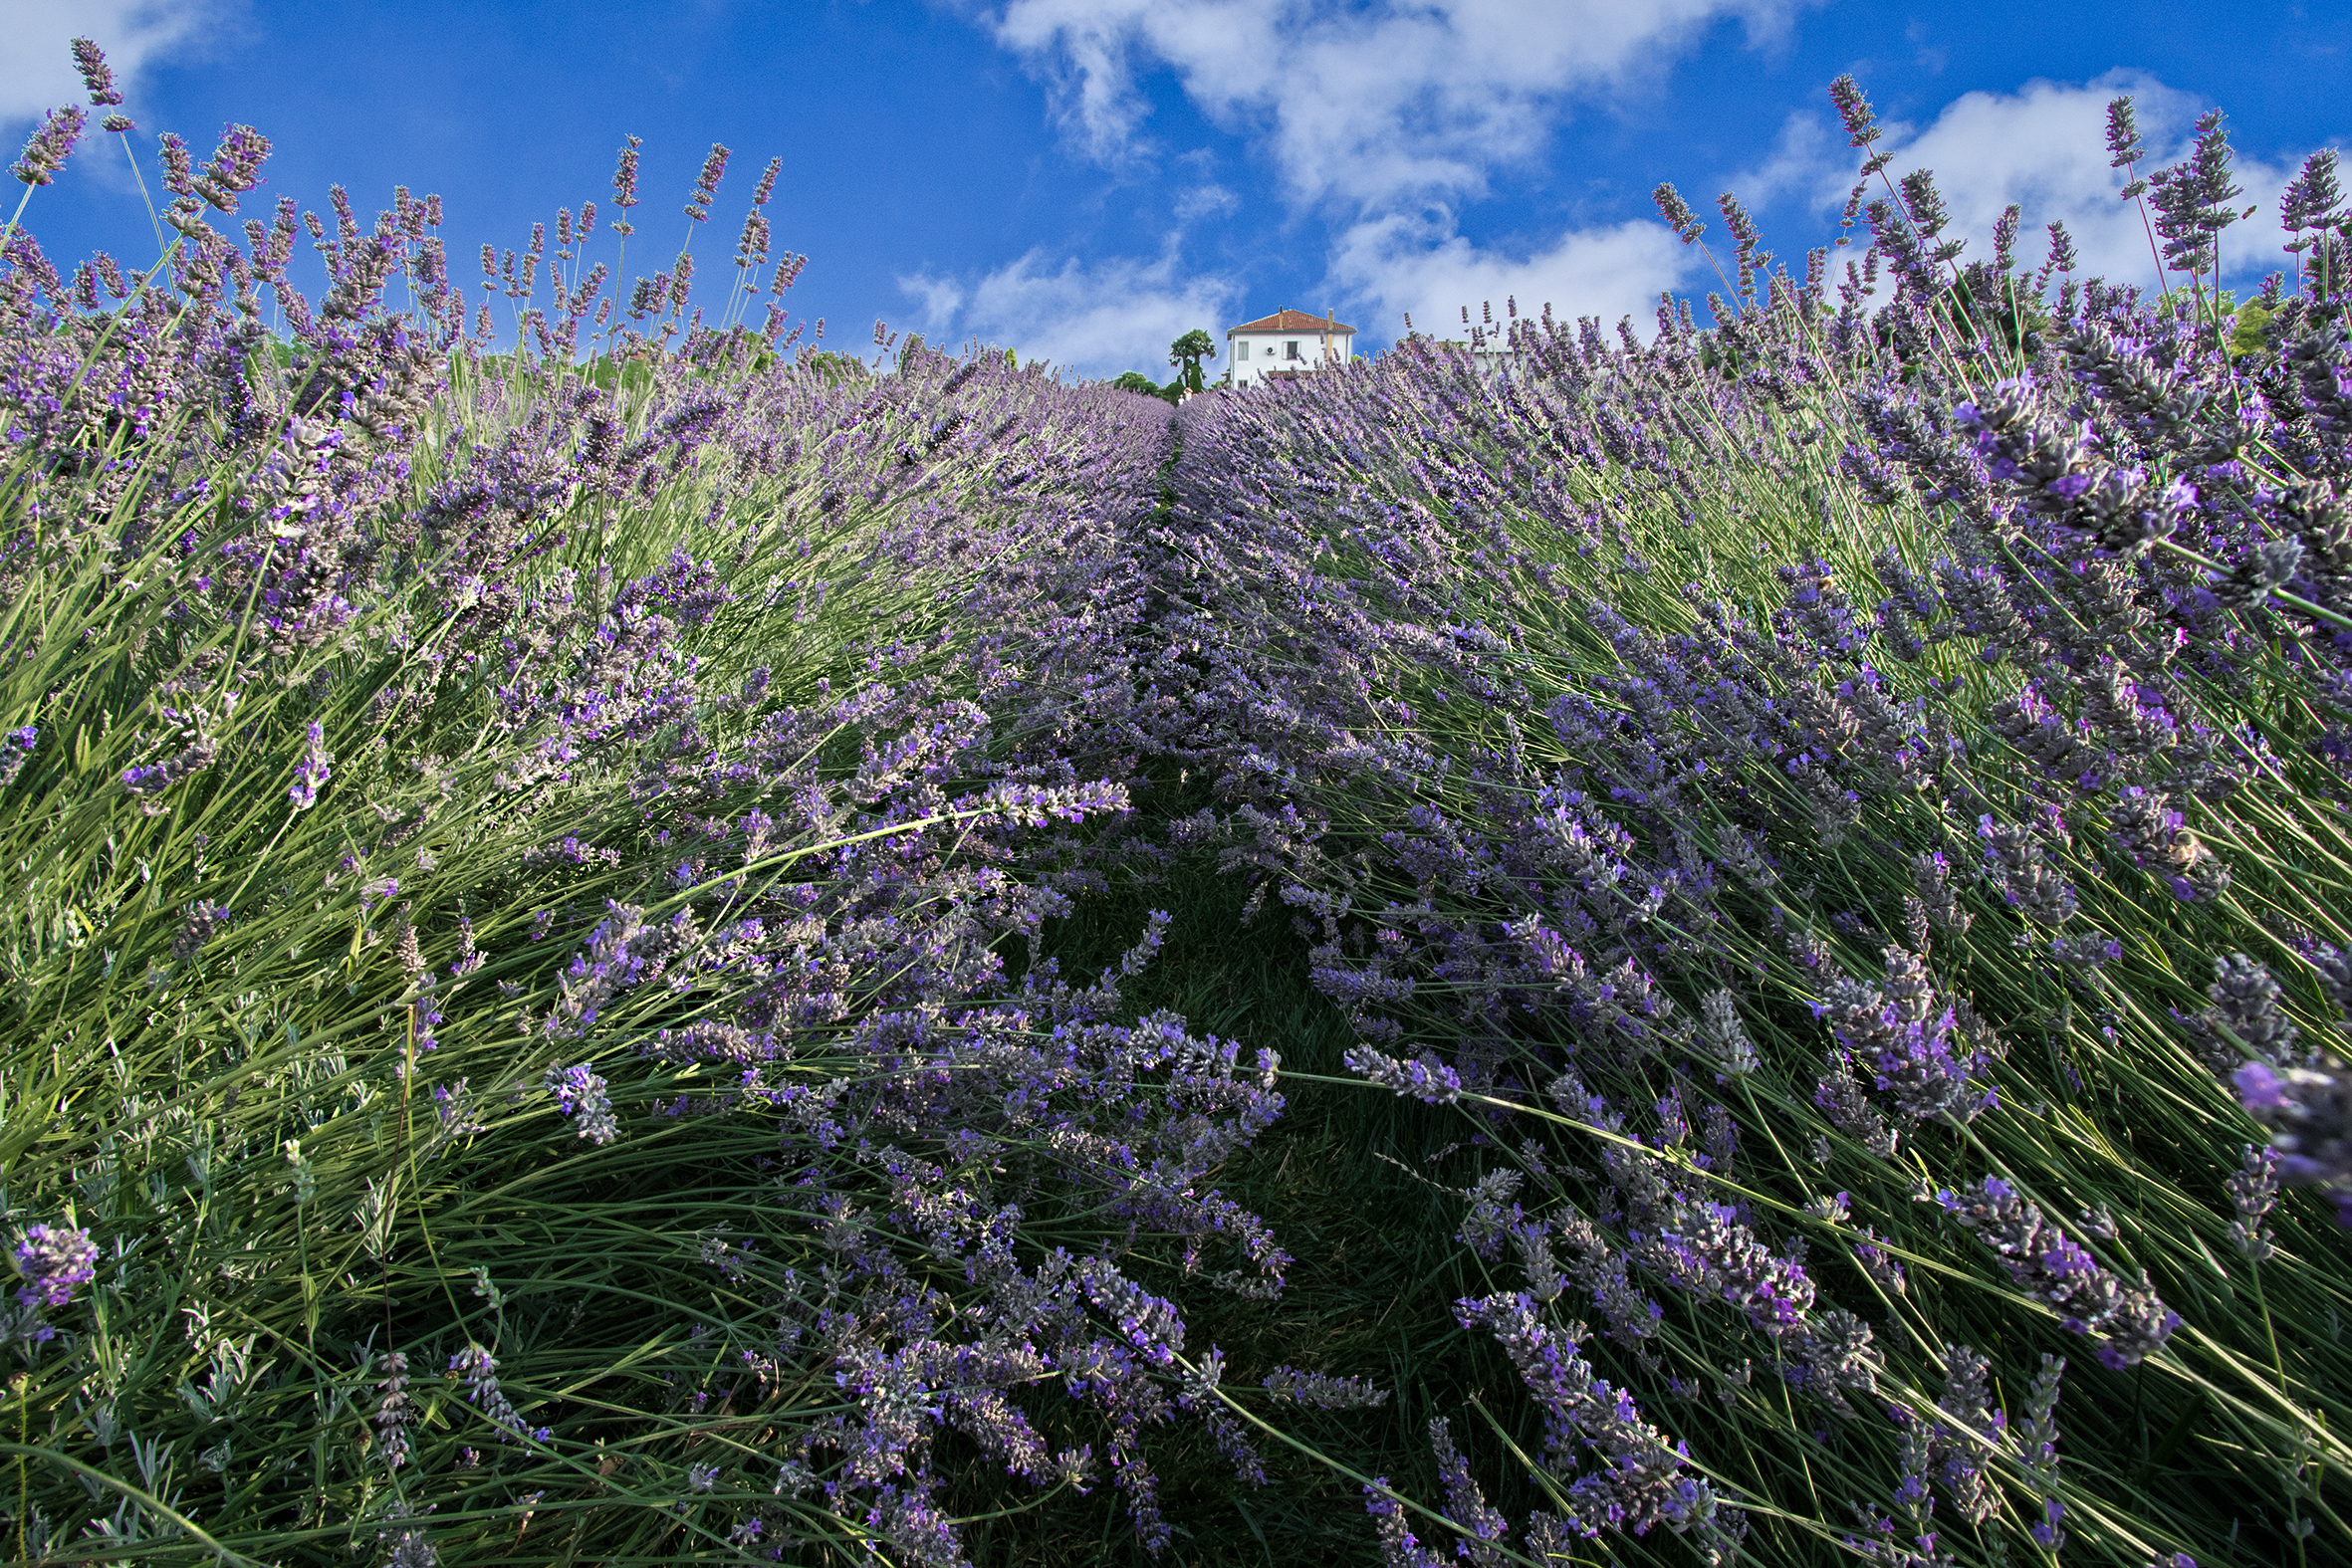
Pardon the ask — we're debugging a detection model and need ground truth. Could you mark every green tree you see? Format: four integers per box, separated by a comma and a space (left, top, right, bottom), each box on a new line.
1111, 370, 1163, 397
1168, 329, 1217, 394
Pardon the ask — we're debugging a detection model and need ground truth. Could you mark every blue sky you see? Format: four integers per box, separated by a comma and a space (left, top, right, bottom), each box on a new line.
7, 1, 2347, 377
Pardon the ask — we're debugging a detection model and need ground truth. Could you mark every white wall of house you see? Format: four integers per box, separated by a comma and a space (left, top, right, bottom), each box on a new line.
1226, 329, 1353, 387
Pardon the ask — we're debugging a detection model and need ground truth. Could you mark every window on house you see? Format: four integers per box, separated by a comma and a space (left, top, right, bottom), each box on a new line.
1237, 341, 1248, 359
1285, 340, 1300, 360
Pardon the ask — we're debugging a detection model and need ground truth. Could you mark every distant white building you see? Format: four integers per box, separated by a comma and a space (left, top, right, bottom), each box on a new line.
1225, 309, 1354, 387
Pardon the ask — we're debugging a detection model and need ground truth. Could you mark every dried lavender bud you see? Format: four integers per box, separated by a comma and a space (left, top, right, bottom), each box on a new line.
372, 1351, 414, 1470
1263, 1367, 1388, 1409
2190, 954, 2304, 1067
1979, 814, 2078, 926
2014, 1354, 2068, 1548
1910, 850, 1973, 940
1698, 989, 1760, 1075
2226, 1144, 2280, 1260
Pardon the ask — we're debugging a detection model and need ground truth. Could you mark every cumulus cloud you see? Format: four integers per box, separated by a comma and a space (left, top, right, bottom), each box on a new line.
1747, 72, 2322, 290
0, 1, 229, 126
982, 0, 1805, 211
967, 1, 1817, 356
897, 245, 1240, 375
1332, 214, 1702, 340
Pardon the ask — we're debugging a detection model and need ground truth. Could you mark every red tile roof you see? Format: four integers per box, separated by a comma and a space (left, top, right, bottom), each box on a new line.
1228, 309, 1354, 336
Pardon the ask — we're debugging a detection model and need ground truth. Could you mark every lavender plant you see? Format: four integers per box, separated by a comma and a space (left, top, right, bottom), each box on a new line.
10, 38, 2352, 1568
0, 43, 1286, 1566
1145, 73, 2352, 1568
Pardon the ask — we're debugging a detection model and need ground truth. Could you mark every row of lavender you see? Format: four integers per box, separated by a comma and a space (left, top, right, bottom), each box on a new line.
1157, 95, 2352, 1567
0, 46, 1321, 1564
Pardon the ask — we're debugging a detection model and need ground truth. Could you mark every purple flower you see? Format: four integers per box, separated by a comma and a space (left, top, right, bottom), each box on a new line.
289, 720, 333, 809
1937, 1178, 2177, 1365
11, 105, 87, 187
14, 1223, 99, 1309
71, 39, 123, 107
2234, 1060, 2290, 1111
0, 725, 34, 787
447, 1343, 542, 1443
543, 1063, 618, 1145
1345, 1044, 1462, 1103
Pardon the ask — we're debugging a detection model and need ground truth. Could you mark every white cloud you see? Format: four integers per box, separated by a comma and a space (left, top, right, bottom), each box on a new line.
1173, 182, 1237, 221
973, 0, 1799, 354
898, 245, 1240, 375
0, 1, 228, 126
981, 0, 1806, 213
1332, 213, 1703, 341
1749, 72, 2323, 291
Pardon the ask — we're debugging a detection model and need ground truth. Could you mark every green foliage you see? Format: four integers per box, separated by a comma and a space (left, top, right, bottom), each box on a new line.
1168, 330, 1217, 395
0, 344, 1172, 1565
2230, 300, 2274, 358
803, 348, 869, 385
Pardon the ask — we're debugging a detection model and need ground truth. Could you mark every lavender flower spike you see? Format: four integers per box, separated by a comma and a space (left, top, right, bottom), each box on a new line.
1345, 1044, 1462, 1103
1264, 1366, 1389, 1409
1937, 1177, 2178, 1366
71, 39, 123, 107
289, 720, 333, 810
448, 1343, 551, 1444
13, 1222, 99, 1308
544, 1063, 619, 1145
11, 106, 87, 187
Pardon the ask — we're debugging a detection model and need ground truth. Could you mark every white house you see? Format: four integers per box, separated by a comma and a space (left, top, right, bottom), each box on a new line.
1225, 309, 1354, 387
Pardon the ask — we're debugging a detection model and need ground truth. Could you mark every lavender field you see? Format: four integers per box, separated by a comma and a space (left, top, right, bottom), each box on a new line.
4, 41, 2352, 1568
